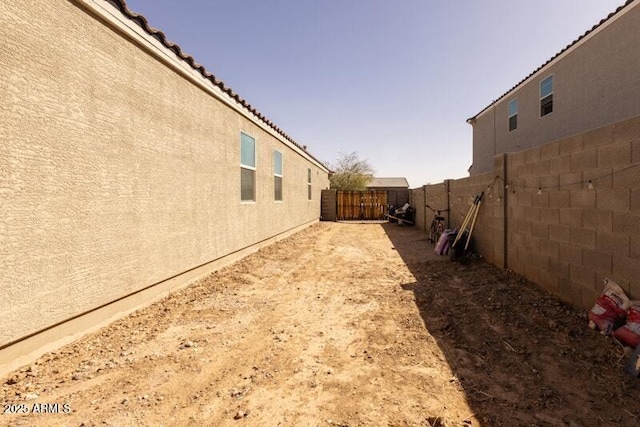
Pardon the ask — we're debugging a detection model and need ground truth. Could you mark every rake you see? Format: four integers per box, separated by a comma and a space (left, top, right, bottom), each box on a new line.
451, 192, 484, 254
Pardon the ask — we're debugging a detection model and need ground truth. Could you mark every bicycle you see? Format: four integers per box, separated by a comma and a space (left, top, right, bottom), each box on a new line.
427, 206, 448, 244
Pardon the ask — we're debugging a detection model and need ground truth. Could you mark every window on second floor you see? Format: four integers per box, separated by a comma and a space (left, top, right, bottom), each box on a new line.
307, 168, 312, 200
508, 98, 518, 131
540, 75, 553, 117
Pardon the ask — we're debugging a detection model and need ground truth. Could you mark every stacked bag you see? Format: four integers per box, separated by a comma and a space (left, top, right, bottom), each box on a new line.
588, 278, 640, 348
614, 301, 640, 349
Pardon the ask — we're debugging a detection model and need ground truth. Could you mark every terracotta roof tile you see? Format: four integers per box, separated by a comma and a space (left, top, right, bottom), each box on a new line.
104, 0, 327, 169
467, 0, 636, 122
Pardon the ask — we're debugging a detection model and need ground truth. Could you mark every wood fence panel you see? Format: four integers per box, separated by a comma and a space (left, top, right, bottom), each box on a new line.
336, 191, 388, 220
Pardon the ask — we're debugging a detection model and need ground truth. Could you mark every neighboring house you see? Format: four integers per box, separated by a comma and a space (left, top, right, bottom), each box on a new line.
467, 0, 640, 175
0, 0, 329, 374
366, 177, 410, 207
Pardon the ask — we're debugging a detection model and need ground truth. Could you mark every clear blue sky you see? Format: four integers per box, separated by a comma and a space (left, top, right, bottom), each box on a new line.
124, 0, 624, 188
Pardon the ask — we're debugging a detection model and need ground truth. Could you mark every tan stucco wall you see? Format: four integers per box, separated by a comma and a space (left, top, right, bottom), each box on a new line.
470, 2, 640, 175
1, 0, 328, 365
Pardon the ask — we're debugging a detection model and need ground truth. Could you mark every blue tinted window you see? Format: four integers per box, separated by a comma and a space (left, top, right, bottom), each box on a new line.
240, 132, 255, 168
540, 76, 553, 98
274, 150, 283, 176
508, 99, 518, 117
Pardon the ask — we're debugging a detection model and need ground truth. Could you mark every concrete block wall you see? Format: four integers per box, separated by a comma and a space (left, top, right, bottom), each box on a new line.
448, 172, 504, 267
411, 173, 505, 267
410, 186, 426, 230
1, 0, 328, 372
506, 115, 640, 307
410, 183, 451, 232
425, 182, 451, 229
412, 115, 639, 308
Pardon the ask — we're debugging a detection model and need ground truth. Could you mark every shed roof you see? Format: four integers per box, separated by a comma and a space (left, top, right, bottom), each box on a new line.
366, 177, 409, 188
104, 0, 328, 170
466, 0, 636, 123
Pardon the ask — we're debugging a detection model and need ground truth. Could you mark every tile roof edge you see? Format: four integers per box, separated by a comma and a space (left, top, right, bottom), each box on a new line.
466, 0, 636, 123
104, 0, 329, 171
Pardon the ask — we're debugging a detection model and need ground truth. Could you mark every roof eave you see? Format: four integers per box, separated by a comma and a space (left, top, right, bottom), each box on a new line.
101, 0, 330, 173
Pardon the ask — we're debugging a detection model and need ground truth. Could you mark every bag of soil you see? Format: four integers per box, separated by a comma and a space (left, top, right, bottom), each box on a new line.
435, 229, 454, 255
588, 278, 630, 335
614, 301, 640, 348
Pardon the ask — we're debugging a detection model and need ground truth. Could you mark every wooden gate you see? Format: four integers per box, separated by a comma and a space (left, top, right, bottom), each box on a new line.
336, 191, 388, 220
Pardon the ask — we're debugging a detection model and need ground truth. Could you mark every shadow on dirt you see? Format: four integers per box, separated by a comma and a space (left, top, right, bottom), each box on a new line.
382, 223, 639, 426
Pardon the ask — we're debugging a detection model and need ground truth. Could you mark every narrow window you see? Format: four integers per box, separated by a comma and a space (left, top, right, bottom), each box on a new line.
240, 132, 256, 201
540, 75, 553, 116
508, 99, 518, 131
274, 150, 283, 201
307, 168, 312, 200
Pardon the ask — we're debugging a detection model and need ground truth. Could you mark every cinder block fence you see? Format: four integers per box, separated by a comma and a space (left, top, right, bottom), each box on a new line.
411, 115, 640, 308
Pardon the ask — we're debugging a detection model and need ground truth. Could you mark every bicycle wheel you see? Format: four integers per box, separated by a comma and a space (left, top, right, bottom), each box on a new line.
428, 220, 438, 243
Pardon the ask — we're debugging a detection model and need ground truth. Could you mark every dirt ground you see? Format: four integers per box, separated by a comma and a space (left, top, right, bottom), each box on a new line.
1, 222, 639, 426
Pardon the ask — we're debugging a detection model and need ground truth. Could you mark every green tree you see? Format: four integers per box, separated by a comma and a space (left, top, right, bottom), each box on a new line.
329, 152, 375, 190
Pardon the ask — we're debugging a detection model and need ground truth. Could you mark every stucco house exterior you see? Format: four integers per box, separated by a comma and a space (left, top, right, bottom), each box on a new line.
467, 0, 640, 175
1, 0, 329, 374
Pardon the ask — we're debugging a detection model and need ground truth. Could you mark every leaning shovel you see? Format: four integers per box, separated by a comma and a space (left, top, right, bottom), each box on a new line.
465, 192, 484, 251
451, 193, 480, 249
451, 194, 480, 248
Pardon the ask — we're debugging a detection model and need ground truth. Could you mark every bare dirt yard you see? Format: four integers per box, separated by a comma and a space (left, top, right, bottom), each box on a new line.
2, 222, 639, 426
